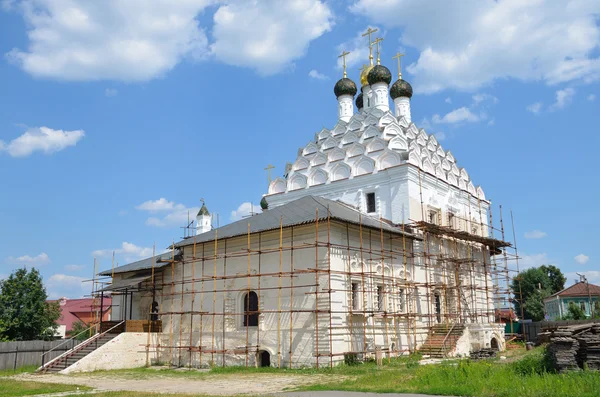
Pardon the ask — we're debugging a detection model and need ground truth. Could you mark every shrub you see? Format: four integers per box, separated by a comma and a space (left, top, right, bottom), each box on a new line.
510, 349, 553, 376
344, 353, 360, 366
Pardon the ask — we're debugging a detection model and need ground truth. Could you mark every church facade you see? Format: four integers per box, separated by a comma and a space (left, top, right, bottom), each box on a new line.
101, 32, 509, 369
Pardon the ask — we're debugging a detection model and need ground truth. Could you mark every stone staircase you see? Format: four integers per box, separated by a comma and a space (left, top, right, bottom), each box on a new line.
39, 329, 121, 373
419, 323, 465, 358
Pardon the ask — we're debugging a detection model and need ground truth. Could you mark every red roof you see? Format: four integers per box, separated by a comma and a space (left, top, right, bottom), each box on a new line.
47, 297, 112, 332
550, 282, 600, 298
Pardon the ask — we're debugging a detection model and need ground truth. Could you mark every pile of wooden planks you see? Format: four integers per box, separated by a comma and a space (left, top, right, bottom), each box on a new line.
546, 323, 600, 372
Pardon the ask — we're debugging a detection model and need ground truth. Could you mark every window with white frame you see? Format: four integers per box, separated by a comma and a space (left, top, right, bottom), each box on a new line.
366, 192, 376, 213
377, 285, 384, 312
351, 282, 360, 311
427, 207, 441, 225
398, 288, 405, 313
447, 212, 456, 229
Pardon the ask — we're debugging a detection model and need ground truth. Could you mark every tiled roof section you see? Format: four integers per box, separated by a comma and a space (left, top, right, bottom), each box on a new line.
98, 252, 173, 276
551, 282, 600, 298
174, 195, 419, 248
105, 196, 419, 276
268, 107, 486, 201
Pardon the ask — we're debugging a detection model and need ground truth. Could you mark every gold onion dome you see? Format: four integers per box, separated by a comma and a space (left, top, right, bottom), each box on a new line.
367, 64, 392, 85
355, 92, 363, 109
360, 64, 374, 86
333, 77, 357, 97
390, 79, 413, 99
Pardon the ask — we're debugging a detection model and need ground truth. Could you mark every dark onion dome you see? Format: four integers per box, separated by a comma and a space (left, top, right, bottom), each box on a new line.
390, 78, 413, 99
197, 203, 209, 216
367, 64, 392, 86
333, 77, 357, 97
355, 92, 363, 109
260, 196, 268, 210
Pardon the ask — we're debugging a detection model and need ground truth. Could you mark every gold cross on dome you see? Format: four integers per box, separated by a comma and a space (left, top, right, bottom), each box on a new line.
264, 164, 275, 182
393, 52, 405, 79
361, 27, 378, 65
338, 50, 351, 78
373, 37, 384, 65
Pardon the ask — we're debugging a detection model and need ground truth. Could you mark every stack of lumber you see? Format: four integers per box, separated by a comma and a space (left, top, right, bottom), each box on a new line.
547, 336, 579, 372
547, 323, 600, 372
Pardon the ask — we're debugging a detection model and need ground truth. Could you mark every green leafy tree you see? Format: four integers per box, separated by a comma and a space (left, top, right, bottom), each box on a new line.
0, 268, 60, 341
562, 302, 586, 320
511, 265, 566, 321
67, 320, 95, 341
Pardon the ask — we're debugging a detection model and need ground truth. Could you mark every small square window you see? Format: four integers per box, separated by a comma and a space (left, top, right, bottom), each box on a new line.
366, 192, 376, 213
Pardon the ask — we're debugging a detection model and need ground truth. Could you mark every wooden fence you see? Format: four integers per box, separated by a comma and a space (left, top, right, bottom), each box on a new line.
0, 340, 81, 371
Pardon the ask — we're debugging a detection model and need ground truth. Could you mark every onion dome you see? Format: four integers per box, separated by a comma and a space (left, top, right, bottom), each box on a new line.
360, 65, 374, 86
334, 77, 357, 97
260, 196, 268, 211
367, 64, 392, 85
197, 203, 209, 216
390, 79, 413, 99
355, 92, 363, 109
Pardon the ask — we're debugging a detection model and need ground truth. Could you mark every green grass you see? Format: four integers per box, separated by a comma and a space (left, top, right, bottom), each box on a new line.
0, 379, 91, 397
0, 365, 38, 377
298, 349, 600, 397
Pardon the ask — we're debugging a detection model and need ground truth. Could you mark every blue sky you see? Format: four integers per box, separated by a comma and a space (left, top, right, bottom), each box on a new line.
0, 0, 599, 298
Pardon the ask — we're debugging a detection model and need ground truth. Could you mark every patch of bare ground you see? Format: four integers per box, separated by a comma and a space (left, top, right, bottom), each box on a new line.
13, 372, 329, 396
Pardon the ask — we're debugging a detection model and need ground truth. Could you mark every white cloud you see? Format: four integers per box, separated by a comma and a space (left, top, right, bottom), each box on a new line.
308, 69, 328, 80
445, 97, 452, 104
230, 202, 260, 221
136, 198, 199, 228
6, 252, 50, 266
46, 274, 87, 299
64, 264, 86, 272
434, 131, 446, 141
432, 107, 480, 124
588, 94, 596, 101
336, 26, 380, 71
136, 198, 179, 212
0, 126, 84, 157
105, 88, 118, 97
472, 93, 497, 105
527, 102, 543, 114
92, 241, 154, 262
350, 0, 600, 93
550, 88, 576, 110
566, 271, 600, 285
211, 0, 333, 75
575, 254, 589, 265
524, 230, 547, 239
518, 252, 554, 270
6, 0, 212, 81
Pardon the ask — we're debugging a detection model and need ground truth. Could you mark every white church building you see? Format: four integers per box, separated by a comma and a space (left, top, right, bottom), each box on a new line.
41, 32, 511, 373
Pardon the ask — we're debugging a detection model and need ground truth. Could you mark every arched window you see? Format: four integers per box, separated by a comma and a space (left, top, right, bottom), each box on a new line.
243, 291, 259, 327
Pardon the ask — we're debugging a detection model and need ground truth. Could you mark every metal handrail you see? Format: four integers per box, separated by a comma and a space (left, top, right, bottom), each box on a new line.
41, 323, 99, 367
441, 323, 456, 358
39, 320, 125, 372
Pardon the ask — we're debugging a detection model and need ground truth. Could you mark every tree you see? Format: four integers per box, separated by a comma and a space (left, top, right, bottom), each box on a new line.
0, 268, 60, 341
511, 265, 566, 321
562, 302, 586, 320
67, 320, 95, 341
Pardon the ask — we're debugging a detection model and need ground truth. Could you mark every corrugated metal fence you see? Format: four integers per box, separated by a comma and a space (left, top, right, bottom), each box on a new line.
0, 340, 81, 370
